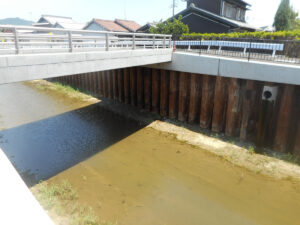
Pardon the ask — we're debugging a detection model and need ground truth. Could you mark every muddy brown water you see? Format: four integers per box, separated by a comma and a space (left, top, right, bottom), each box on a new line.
0, 82, 300, 225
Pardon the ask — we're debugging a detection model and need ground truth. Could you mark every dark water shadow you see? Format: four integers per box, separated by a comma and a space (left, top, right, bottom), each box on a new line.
0, 103, 146, 187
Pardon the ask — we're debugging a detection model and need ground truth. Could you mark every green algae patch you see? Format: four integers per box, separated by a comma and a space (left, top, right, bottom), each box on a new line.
31, 180, 116, 225
25, 80, 100, 104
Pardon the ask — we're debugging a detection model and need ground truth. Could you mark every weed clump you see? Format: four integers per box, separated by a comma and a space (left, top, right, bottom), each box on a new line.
32, 180, 117, 225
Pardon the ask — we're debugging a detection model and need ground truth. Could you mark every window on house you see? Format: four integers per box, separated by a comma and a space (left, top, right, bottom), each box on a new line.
224, 2, 233, 18
240, 10, 246, 21
236, 8, 241, 20
223, 1, 245, 22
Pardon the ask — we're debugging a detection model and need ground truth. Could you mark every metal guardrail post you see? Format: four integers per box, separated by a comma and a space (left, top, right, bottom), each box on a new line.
163, 36, 166, 49
106, 33, 109, 51
169, 37, 172, 49
248, 38, 252, 61
199, 38, 202, 55
152, 35, 155, 49
68, 31, 73, 53
13, 28, 19, 54
133, 34, 136, 50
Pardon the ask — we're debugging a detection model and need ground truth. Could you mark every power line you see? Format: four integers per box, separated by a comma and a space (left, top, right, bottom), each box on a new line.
171, 0, 188, 17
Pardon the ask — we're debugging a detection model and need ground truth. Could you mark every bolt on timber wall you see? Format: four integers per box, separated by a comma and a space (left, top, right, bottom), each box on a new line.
51, 67, 300, 156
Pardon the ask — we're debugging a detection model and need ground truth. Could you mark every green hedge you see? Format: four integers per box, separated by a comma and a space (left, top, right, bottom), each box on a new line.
182, 30, 300, 40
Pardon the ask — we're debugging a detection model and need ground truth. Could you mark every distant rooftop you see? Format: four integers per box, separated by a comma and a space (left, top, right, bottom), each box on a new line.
34, 15, 79, 29
54, 22, 86, 30
87, 19, 129, 32
115, 19, 141, 32
38, 15, 74, 25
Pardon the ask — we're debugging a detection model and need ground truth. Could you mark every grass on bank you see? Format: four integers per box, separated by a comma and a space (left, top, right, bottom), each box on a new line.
32, 180, 117, 225
26, 80, 98, 103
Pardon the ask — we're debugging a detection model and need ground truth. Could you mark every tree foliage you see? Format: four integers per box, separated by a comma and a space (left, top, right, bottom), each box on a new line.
292, 19, 300, 30
182, 30, 300, 40
273, 0, 299, 31
149, 15, 189, 35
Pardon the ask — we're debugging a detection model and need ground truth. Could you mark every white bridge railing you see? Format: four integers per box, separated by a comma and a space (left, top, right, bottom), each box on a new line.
0, 25, 172, 55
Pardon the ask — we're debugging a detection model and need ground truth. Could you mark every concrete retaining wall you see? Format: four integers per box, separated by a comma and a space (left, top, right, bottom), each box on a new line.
150, 52, 300, 85
0, 148, 54, 225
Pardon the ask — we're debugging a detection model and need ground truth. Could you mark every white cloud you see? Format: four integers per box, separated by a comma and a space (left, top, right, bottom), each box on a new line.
246, 0, 300, 28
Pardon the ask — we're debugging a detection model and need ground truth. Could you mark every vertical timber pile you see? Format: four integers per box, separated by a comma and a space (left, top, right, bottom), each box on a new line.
98, 72, 102, 95
55, 67, 299, 155
293, 87, 300, 156
200, 75, 215, 129
240, 81, 256, 141
160, 70, 169, 117
212, 77, 228, 133
112, 70, 119, 101
137, 67, 144, 109
102, 71, 107, 97
130, 67, 137, 106
118, 69, 124, 102
225, 78, 242, 137
124, 68, 130, 104
107, 71, 113, 99
178, 72, 190, 122
144, 68, 152, 111
274, 85, 295, 152
152, 69, 160, 113
169, 71, 179, 119
294, 122, 300, 156
188, 74, 201, 124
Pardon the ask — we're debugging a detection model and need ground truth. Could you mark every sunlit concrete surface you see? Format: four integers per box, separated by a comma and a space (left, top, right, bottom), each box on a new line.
0, 148, 54, 225
150, 52, 300, 85
0, 49, 172, 84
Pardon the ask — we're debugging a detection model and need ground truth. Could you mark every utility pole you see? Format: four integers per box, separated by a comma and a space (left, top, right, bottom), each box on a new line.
173, 0, 175, 17
172, 0, 187, 17
124, 0, 127, 19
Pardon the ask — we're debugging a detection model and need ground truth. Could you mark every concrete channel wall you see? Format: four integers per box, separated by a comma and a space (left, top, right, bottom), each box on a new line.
51, 67, 300, 155
0, 148, 54, 225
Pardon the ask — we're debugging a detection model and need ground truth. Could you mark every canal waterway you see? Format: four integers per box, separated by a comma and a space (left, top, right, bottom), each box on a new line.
0, 81, 300, 225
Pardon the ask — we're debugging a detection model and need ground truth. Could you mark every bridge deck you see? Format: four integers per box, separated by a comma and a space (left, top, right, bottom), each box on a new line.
0, 49, 172, 84
0, 25, 172, 84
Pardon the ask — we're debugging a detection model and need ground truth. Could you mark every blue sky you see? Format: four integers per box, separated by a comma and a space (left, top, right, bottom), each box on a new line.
1, 0, 300, 28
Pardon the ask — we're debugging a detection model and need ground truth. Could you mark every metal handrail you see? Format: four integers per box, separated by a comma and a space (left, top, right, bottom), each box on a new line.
174, 36, 300, 65
0, 25, 172, 37
0, 25, 172, 54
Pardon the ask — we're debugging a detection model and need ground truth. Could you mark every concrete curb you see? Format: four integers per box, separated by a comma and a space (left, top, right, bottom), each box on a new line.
0, 148, 54, 225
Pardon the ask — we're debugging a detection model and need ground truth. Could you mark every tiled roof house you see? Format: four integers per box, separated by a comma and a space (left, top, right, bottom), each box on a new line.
84, 18, 141, 33
138, 0, 256, 33
115, 19, 141, 32
33, 15, 85, 30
